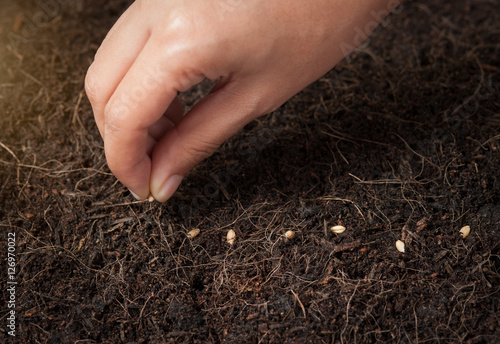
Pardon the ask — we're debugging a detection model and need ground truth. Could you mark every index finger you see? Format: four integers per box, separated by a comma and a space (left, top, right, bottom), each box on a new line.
103, 40, 182, 199
85, 2, 150, 140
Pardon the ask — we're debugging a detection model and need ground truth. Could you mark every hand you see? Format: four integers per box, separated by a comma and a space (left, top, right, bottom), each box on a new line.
85, 0, 400, 202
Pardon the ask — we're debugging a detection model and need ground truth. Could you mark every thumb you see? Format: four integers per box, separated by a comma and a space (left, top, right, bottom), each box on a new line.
149, 80, 266, 202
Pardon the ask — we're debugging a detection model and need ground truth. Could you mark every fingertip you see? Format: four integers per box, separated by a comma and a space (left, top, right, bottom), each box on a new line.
129, 189, 141, 201
128, 188, 151, 201
151, 174, 184, 203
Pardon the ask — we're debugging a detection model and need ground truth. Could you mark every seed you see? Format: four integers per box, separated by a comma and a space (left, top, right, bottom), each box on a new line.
187, 228, 200, 239
285, 230, 295, 240
330, 225, 346, 234
396, 240, 405, 253
459, 225, 471, 238
227, 229, 236, 245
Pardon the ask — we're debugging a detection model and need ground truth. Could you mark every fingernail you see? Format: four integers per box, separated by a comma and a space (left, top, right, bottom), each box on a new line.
129, 189, 141, 201
157, 175, 184, 202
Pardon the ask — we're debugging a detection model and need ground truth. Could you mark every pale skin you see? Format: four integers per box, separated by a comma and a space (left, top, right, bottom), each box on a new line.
85, 0, 402, 202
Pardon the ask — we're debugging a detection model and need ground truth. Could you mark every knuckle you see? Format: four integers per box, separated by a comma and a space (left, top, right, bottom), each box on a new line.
103, 90, 133, 124
166, 7, 197, 35
84, 64, 101, 104
103, 102, 123, 133
154, 7, 203, 55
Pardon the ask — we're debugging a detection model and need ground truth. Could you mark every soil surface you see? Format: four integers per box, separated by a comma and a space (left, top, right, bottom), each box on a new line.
1, 0, 499, 343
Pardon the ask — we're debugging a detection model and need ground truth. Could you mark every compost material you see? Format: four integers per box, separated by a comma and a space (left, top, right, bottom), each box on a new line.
1, 1, 499, 343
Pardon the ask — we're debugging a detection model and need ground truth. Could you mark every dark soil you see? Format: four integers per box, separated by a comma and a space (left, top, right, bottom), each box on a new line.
1, 0, 499, 343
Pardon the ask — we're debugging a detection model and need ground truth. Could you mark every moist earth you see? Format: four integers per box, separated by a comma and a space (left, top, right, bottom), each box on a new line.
0, 0, 499, 343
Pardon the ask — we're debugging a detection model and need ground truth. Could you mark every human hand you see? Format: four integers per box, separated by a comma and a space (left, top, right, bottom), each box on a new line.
85, 0, 400, 202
